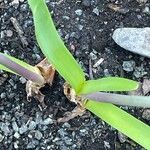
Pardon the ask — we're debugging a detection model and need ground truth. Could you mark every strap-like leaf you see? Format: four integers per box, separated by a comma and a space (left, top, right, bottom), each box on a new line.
86, 100, 150, 149
28, 0, 85, 92
79, 77, 139, 94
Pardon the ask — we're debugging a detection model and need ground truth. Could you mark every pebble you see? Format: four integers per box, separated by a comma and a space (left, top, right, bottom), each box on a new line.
118, 132, 127, 143
142, 109, 150, 120
133, 66, 147, 78
28, 121, 36, 130
89, 52, 97, 60
75, 9, 83, 16
82, 0, 91, 7
6, 30, 13, 37
112, 28, 150, 58
0, 134, 4, 142
26, 142, 36, 149
136, 0, 148, 3
19, 124, 28, 134
122, 61, 135, 72
14, 141, 19, 149
0, 123, 10, 136
12, 121, 19, 132
143, 6, 150, 14
0, 92, 6, 99
35, 130, 43, 140
14, 132, 20, 139
43, 118, 53, 125
19, 77, 26, 84
93, 7, 99, 16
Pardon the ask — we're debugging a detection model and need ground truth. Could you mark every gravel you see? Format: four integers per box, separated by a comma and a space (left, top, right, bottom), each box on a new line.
0, 0, 149, 149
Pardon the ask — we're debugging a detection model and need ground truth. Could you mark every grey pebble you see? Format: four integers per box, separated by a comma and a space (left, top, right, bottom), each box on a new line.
112, 28, 150, 58
1, 92, 6, 99
0, 122, 10, 136
93, 7, 99, 16
43, 118, 53, 125
75, 9, 83, 16
122, 61, 135, 72
28, 121, 37, 130
19, 77, 26, 84
82, 0, 91, 7
0, 134, 4, 142
35, 130, 43, 140
12, 121, 19, 132
142, 109, 150, 120
14, 132, 20, 139
19, 124, 28, 134
133, 66, 147, 78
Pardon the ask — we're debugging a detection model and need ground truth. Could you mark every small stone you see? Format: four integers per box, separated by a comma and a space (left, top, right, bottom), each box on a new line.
19, 77, 26, 84
90, 52, 97, 60
19, 124, 28, 134
12, 0, 19, 5
14, 142, 19, 149
133, 66, 147, 78
14, 132, 20, 139
0, 134, 4, 142
112, 28, 150, 58
104, 141, 110, 149
26, 142, 35, 149
62, 16, 70, 20
43, 118, 53, 125
64, 137, 72, 145
78, 24, 83, 30
82, 0, 91, 7
1, 93, 6, 99
136, 0, 147, 3
35, 130, 43, 140
93, 7, 99, 16
122, 61, 135, 72
0, 123, 10, 136
28, 121, 36, 130
75, 9, 83, 16
143, 6, 150, 14
6, 30, 13, 37
12, 121, 19, 132
118, 132, 127, 143
142, 109, 150, 120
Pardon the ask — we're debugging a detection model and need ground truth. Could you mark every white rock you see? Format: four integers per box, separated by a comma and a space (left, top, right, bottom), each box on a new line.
112, 28, 150, 58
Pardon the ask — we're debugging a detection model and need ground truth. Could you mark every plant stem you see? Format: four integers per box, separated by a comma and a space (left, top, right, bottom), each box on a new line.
0, 53, 45, 85
84, 92, 150, 107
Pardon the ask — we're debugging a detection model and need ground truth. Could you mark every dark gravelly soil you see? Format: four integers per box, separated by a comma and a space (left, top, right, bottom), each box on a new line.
0, 0, 150, 149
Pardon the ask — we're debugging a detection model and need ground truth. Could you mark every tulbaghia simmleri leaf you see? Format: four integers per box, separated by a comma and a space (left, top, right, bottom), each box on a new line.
79, 77, 139, 94
84, 92, 150, 107
86, 100, 150, 149
0, 53, 44, 85
27, 0, 85, 92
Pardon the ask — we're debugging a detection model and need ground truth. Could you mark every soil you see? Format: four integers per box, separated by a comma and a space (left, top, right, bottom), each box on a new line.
0, 0, 150, 149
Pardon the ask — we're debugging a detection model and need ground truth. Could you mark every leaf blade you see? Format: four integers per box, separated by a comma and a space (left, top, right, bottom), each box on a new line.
80, 77, 139, 94
27, 0, 85, 92
86, 100, 150, 149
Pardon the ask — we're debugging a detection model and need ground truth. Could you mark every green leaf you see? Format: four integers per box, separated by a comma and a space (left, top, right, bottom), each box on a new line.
27, 0, 85, 92
79, 77, 139, 94
86, 100, 150, 149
